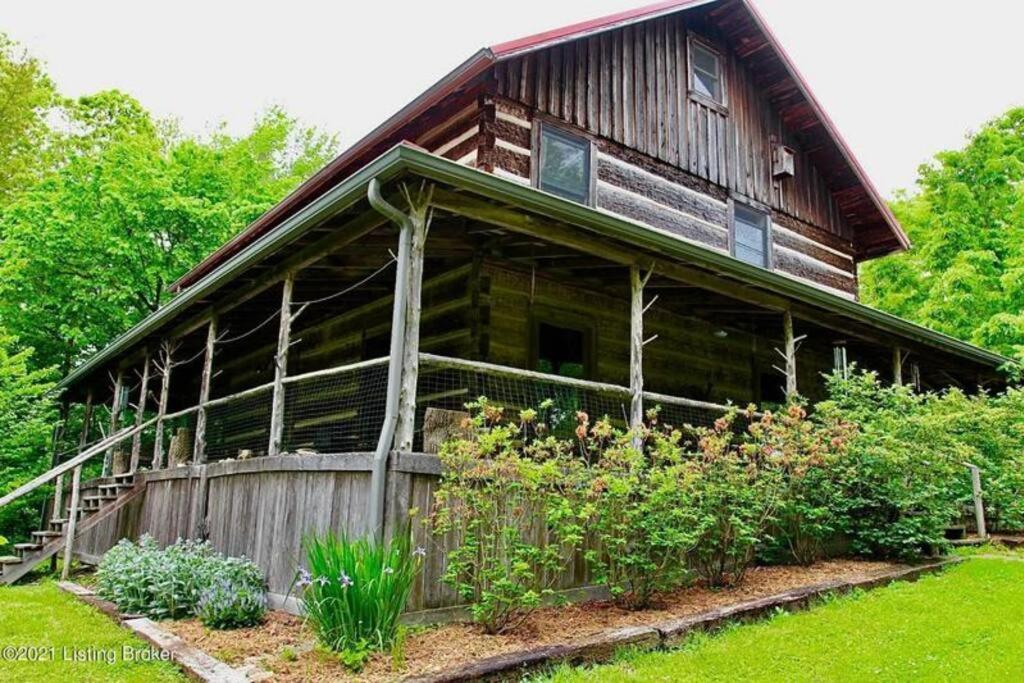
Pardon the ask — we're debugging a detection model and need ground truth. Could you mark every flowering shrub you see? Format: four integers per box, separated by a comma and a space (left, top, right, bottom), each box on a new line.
432, 398, 588, 634
580, 411, 701, 609
298, 525, 424, 670
197, 574, 268, 629
97, 535, 265, 625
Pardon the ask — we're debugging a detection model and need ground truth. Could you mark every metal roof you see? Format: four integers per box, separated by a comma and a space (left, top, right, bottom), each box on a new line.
170, 0, 908, 292
61, 144, 1007, 391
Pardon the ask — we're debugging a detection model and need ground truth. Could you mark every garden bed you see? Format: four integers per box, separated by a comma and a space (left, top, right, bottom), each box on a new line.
161, 559, 902, 682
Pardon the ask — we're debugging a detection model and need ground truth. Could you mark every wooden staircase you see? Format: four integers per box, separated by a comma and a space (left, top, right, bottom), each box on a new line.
1, 473, 139, 585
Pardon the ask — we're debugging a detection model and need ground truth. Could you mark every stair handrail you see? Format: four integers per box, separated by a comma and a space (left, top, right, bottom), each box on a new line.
0, 417, 157, 509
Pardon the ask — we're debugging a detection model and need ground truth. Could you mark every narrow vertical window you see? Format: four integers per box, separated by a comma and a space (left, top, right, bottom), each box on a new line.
732, 203, 771, 268
537, 124, 592, 204
689, 40, 724, 105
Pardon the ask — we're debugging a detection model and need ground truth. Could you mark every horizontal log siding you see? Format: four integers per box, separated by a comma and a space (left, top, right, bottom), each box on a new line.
492, 10, 860, 297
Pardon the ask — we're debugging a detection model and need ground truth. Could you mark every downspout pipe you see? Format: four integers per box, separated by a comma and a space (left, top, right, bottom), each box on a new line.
367, 177, 413, 540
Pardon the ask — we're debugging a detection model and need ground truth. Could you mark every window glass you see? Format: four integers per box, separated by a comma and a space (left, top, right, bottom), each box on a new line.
733, 204, 769, 268
691, 42, 722, 103
537, 322, 587, 379
539, 126, 591, 204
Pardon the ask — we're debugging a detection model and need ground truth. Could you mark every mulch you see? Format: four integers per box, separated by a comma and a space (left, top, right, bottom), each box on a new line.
161, 559, 898, 682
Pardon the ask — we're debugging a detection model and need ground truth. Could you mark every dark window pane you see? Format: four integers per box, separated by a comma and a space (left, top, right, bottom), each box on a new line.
540, 127, 590, 203
537, 322, 587, 378
691, 43, 722, 103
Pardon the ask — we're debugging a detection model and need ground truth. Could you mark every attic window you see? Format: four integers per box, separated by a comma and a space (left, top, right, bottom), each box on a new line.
537, 124, 592, 204
689, 39, 724, 106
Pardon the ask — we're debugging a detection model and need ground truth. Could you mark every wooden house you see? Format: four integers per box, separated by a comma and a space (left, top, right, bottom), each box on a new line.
0, 0, 1007, 616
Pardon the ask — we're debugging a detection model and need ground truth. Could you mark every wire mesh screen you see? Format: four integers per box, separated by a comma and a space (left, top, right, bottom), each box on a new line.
204, 387, 273, 461
281, 359, 390, 454
646, 395, 741, 431
158, 410, 198, 467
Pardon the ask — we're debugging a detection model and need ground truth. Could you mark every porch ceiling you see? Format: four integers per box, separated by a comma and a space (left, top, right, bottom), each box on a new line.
60, 144, 1007, 398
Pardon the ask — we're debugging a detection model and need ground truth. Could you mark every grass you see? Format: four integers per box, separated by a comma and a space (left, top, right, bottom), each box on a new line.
545, 557, 1024, 682
0, 581, 183, 682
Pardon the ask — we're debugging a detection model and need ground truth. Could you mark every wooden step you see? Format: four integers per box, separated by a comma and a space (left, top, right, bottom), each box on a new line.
112, 473, 134, 484
49, 518, 68, 530
14, 543, 42, 555
31, 530, 62, 540
0, 556, 22, 565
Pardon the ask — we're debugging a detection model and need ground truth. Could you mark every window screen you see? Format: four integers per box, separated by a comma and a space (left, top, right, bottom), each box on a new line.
536, 322, 587, 379
691, 42, 723, 104
538, 125, 591, 204
733, 204, 770, 268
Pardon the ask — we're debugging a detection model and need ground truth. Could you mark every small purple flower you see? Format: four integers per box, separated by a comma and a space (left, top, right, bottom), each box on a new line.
383, 567, 395, 574
338, 572, 353, 589
413, 546, 426, 558
316, 575, 330, 587
297, 569, 312, 588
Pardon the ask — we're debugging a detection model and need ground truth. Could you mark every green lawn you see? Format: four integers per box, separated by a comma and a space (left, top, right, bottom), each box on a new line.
0, 581, 183, 682
547, 557, 1024, 682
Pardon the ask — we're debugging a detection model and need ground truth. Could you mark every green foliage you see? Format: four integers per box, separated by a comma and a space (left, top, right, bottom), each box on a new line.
0, 335, 58, 543
96, 535, 266, 622
432, 398, 588, 634
196, 574, 268, 630
298, 526, 424, 670
581, 412, 701, 609
862, 107, 1024, 361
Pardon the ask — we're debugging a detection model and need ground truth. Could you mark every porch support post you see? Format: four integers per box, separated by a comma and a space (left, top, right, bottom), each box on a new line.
893, 348, 904, 387
102, 369, 124, 476
129, 352, 151, 472
152, 344, 173, 469
966, 463, 987, 539
60, 464, 82, 580
193, 317, 218, 464
783, 310, 798, 400
629, 265, 646, 442
394, 193, 431, 452
910, 361, 922, 392
268, 274, 295, 457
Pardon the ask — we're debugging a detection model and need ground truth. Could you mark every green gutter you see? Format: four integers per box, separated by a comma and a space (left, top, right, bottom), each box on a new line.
60, 144, 1007, 390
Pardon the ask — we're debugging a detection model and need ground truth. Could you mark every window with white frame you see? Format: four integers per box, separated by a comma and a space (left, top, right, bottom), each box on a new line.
690, 40, 724, 105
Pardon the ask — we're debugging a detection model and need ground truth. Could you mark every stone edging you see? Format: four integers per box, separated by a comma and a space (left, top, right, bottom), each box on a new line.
406, 558, 961, 682
57, 581, 248, 682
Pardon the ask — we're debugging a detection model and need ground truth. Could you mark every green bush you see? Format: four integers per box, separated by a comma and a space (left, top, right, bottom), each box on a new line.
581, 411, 701, 609
196, 575, 267, 629
298, 526, 424, 670
433, 398, 588, 634
96, 535, 266, 624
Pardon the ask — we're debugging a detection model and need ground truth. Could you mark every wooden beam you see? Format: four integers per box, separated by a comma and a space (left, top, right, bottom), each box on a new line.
783, 310, 797, 400
629, 265, 646, 440
395, 194, 432, 451
893, 347, 904, 387
60, 465, 82, 580
193, 317, 218, 464
102, 370, 124, 476
152, 344, 174, 469
268, 275, 295, 457
129, 352, 151, 472
910, 361, 921, 392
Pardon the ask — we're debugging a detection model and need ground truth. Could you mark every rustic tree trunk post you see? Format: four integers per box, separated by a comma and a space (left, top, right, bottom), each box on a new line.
152, 344, 174, 469
268, 274, 295, 457
54, 389, 93, 526
60, 465, 82, 581
102, 369, 124, 476
910, 361, 922, 392
893, 348, 904, 387
193, 317, 218, 464
783, 310, 798, 400
629, 265, 646, 443
129, 352, 151, 473
394, 196, 431, 452
966, 463, 987, 539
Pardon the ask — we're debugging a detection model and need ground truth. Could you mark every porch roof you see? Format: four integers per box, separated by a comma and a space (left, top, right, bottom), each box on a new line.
59, 143, 1007, 394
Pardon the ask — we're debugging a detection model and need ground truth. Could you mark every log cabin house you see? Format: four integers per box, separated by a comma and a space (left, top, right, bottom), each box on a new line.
0, 0, 1008, 615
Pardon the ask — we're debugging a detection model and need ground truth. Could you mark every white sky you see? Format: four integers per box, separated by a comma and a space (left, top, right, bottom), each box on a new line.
3, 0, 1022, 197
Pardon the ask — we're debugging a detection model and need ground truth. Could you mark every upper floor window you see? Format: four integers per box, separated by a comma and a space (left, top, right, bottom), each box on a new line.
689, 39, 724, 106
732, 203, 771, 268
537, 124, 592, 204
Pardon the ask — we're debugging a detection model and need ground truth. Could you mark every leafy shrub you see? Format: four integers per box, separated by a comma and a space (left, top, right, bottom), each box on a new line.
97, 535, 266, 625
298, 526, 424, 670
581, 411, 701, 609
197, 574, 267, 629
432, 399, 588, 634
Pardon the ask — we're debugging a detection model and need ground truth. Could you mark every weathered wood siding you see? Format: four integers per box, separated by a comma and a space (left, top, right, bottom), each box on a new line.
489, 11, 860, 299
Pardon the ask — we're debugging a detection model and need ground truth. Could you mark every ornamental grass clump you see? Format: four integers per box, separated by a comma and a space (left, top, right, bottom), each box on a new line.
298, 527, 424, 670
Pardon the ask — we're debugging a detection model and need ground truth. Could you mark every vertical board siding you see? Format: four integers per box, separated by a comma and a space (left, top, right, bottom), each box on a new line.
492, 11, 857, 269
